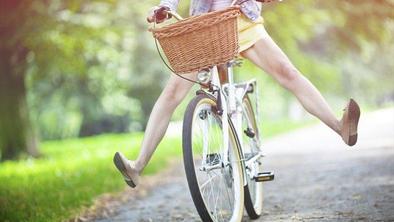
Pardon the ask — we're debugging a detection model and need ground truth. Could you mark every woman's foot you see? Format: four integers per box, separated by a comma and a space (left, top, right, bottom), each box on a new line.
340, 99, 361, 146
113, 152, 140, 188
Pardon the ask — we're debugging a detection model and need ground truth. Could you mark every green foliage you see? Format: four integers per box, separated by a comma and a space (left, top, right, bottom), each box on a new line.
23, 1, 150, 139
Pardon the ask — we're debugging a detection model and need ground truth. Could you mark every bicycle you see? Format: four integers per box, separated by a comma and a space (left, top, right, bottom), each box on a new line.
151, 5, 274, 222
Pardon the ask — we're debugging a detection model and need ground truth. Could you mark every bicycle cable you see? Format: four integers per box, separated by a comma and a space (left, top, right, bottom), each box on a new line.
152, 18, 207, 87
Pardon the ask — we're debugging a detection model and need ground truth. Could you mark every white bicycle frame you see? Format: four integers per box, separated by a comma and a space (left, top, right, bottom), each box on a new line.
202, 64, 264, 186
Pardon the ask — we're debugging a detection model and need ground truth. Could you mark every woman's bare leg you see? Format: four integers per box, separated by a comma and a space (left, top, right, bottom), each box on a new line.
241, 29, 341, 134
133, 73, 196, 173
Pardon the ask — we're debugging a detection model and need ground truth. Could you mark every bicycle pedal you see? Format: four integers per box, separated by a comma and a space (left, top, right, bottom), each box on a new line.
254, 171, 274, 182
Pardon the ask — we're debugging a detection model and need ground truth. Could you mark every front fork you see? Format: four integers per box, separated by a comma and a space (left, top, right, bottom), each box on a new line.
229, 86, 249, 186
223, 67, 251, 186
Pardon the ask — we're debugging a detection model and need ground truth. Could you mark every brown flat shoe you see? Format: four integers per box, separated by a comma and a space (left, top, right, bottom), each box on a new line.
113, 152, 140, 188
340, 99, 361, 146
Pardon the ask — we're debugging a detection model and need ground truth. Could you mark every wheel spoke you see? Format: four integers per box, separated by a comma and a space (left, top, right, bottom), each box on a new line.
200, 171, 219, 189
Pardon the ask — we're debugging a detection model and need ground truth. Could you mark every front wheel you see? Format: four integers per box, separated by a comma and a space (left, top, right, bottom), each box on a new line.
182, 94, 244, 222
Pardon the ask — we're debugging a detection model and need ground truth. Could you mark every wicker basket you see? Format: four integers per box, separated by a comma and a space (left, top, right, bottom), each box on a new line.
150, 6, 241, 74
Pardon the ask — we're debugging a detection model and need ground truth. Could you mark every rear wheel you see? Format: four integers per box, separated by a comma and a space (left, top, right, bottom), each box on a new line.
183, 94, 244, 222
242, 96, 264, 219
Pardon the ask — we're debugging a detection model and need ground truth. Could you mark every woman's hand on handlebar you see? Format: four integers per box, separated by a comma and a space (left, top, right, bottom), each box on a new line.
146, 6, 171, 23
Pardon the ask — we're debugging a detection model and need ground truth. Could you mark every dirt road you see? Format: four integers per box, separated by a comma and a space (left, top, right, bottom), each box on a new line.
90, 108, 394, 222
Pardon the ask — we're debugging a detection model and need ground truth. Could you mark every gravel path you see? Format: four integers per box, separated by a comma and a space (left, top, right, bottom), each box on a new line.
86, 108, 394, 222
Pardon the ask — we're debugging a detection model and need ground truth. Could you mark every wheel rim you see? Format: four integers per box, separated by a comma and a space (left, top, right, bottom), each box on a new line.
242, 98, 263, 216
189, 100, 243, 222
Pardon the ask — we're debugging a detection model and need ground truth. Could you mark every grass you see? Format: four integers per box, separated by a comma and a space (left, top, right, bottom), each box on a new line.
0, 133, 182, 222
0, 118, 310, 222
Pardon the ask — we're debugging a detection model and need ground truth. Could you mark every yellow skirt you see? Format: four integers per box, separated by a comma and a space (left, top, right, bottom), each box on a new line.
237, 14, 267, 52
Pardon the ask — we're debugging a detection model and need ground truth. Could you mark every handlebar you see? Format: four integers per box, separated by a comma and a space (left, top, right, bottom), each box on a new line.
154, 6, 172, 21
152, 6, 183, 23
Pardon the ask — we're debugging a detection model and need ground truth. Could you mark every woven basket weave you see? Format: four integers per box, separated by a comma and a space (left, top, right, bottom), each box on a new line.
151, 6, 241, 74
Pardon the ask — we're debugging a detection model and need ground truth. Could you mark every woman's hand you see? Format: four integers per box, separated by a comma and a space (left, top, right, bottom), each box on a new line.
146, 6, 170, 23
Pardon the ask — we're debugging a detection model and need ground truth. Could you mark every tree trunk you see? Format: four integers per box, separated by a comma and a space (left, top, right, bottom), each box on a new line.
0, 47, 39, 161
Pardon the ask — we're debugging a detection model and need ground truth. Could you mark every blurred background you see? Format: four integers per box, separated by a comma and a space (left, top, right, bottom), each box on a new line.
0, 0, 393, 221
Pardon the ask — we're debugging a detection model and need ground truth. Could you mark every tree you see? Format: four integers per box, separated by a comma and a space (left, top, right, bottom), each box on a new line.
0, 0, 135, 160
0, 1, 39, 159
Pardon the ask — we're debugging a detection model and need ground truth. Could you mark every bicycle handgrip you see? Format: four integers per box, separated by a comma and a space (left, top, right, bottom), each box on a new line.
154, 6, 172, 22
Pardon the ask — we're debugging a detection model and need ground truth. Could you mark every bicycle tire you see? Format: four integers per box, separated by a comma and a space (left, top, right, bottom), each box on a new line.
242, 95, 264, 219
182, 93, 244, 222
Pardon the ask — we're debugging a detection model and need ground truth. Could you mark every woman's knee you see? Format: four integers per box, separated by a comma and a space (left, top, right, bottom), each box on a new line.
273, 61, 301, 90
159, 79, 191, 106
248, 39, 302, 90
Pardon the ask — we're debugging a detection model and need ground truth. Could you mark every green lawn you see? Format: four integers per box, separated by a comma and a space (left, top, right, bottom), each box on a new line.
0, 133, 182, 222
0, 119, 310, 222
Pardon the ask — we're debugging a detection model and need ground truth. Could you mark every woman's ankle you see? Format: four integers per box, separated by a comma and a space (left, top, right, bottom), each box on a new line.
132, 160, 144, 174
336, 119, 342, 135
329, 119, 342, 135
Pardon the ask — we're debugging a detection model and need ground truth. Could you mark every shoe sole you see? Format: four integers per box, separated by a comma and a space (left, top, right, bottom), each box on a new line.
113, 152, 136, 188
347, 99, 361, 146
